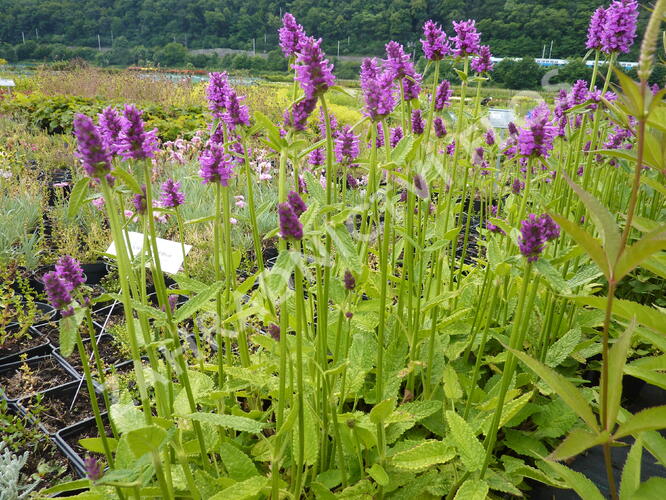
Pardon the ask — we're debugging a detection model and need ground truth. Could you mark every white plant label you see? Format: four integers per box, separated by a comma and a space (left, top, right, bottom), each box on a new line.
106, 231, 191, 274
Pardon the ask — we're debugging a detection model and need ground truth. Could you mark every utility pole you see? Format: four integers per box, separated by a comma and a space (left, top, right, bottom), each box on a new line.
549, 40, 553, 59
542, 44, 546, 58
111, 29, 114, 44
22, 31, 25, 43
35, 28, 38, 40
252, 38, 256, 56
98, 34, 101, 51
337, 40, 340, 57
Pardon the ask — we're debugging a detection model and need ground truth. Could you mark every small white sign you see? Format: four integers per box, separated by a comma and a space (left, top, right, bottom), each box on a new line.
106, 231, 192, 275
488, 108, 515, 129
0, 79, 15, 87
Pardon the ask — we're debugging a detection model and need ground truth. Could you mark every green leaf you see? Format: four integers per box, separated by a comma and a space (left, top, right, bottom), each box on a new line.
38, 479, 92, 495
604, 324, 635, 429
369, 399, 394, 424
111, 165, 142, 194
326, 224, 361, 271
549, 429, 610, 461
510, 348, 599, 431
59, 309, 83, 357
367, 464, 389, 486
389, 440, 455, 471
184, 412, 265, 434
126, 425, 167, 457
110, 403, 146, 434
546, 327, 582, 368
67, 177, 90, 218
562, 173, 621, 266
569, 296, 666, 335
615, 226, 666, 280
219, 443, 258, 481
546, 461, 605, 500
174, 281, 225, 323
445, 410, 485, 472
80, 437, 118, 454
624, 365, 666, 391
633, 477, 666, 499
614, 406, 666, 439
453, 479, 489, 500
209, 476, 269, 500
534, 258, 571, 294
549, 213, 609, 278
293, 402, 319, 466
620, 438, 642, 500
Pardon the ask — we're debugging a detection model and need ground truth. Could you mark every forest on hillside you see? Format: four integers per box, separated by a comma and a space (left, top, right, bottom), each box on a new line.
0, 0, 650, 59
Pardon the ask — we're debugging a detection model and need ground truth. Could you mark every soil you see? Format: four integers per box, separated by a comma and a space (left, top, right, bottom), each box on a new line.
0, 357, 75, 400
63, 419, 113, 458
0, 331, 47, 358
20, 386, 104, 434
62, 336, 127, 373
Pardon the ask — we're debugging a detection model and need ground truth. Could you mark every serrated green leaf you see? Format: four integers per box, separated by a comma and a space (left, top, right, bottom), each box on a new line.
549, 428, 610, 461
615, 226, 666, 280
369, 399, 394, 424
614, 406, 666, 439
67, 177, 90, 218
126, 425, 167, 457
367, 464, 389, 486
184, 412, 265, 433
59, 308, 84, 357
111, 165, 142, 194
389, 440, 455, 470
110, 402, 146, 434
219, 442, 258, 481
546, 461, 605, 500
546, 327, 581, 367
453, 479, 489, 500
174, 281, 225, 323
534, 258, 571, 294
620, 438, 642, 500
570, 296, 666, 335
209, 476, 269, 500
79, 437, 118, 454
445, 410, 485, 472
632, 477, 666, 499
604, 324, 635, 429
326, 224, 361, 271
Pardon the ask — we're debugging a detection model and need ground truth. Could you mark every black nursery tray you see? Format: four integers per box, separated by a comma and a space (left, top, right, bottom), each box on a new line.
0, 355, 80, 403
55, 413, 111, 478
0, 333, 52, 366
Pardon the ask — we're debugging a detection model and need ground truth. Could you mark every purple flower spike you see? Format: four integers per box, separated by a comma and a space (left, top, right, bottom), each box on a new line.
334, 126, 360, 163
55, 256, 85, 291
434, 117, 447, 138
309, 148, 325, 166
206, 72, 232, 118
97, 106, 123, 153
198, 143, 234, 185
73, 114, 112, 179
434, 80, 452, 110
343, 270, 356, 291
360, 58, 396, 121
421, 20, 451, 60
402, 73, 422, 101
43, 271, 74, 316
539, 214, 560, 242
471, 45, 493, 73
279, 13, 306, 58
452, 20, 481, 57
390, 126, 403, 147
294, 36, 336, 99
268, 323, 280, 341
601, 1, 639, 55
278, 202, 303, 240
117, 105, 159, 161
413, 173, 429, 199
517, 103, 557, 158
132, 185, 147, 215
84, 456, 103, 481
160, 178, 185, 208
512, 177, 525, 195
411, 109, 425, 135
287, 190, 307, 217
223, 90, 251, 130
518, 213, 560, 262
284, 97, 317, 132
485, 129, 495, 146
385, 41, 414, 81
586, 7, 607, 50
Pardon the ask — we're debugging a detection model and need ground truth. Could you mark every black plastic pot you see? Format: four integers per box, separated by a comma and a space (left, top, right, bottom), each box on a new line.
47, 169, 73, 206
0, 338, 52, 367
80, 262, 109, 286
0, 355, 80, 403
5, 300, 57, 331
55, 333, 129, 378
55, 413, 110, 478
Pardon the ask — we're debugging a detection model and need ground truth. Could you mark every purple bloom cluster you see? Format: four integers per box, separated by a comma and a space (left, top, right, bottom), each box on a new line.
284, 97, 317, 132
279, 13, 306, 58
43, 255, 86, 317
334, 126, 360, 163
486, 221, 505, 235
402, 73, 422, 101
452, 20, 481, 57
360, 58, 396, 121
73, 114, 112, 179
604, 126, 633, 150
198, 142, 234, 185
434, 80, 452, 111
343, 270, 356, 291
287, 190, 307, 216
601, 1, 638, 54
294, 36, 336, 99
485, 129, 495, 146
512, 178, 525, 195
390, 126, 403, 147
518, 213, 560, 262
471, 45, 493, 73
84, 456, 103, 482
309, 147, 325, 166
117, 105, 159, 161
421, 20, 451, 60
97, 106, 123, 153
517, 103, 557, 157
55, 255, 85, 291
434, 117, 447, 138
132, 185, 147, 215
223, 90, 251, 130
411, 109, 425, 135
413, 173, 429, 199
206, 72, 232, 119
160, 178, 185, 208
278, 202, 304, 240
384, 41, 413, 80
586, 7, 607, 50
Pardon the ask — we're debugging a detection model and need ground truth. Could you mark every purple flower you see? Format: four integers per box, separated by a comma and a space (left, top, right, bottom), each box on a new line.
485, 129, 495, 145
402, 73, 422, 101
284, 97, 317, 132
97, 106, 123, 153
287, 190, 307, 216
199, 143, 234, 185
586, 7, 607, 50
539, 214, 560, 242
43, 271, 74, 316
452, 20, 481, 57
294, 36, 336, 99
208, 122, 225, 145
132, 185, 147, 215
268, 323, 280, 341
347, 174, 359, 189
471, 45, 493, 73
434, 80, 452, 110
390, 126, 403, 147
206, 72, 231, 119
651, 83, 661, 95
223, 90, 251, 130
160, 178, 185, 208
434, 117, 447, 138
508, 122, 518, 136
385, 41, 414, 81
517, 103, 557, 157
413, 173, 429, 199
577, 165, 585, 176
55, 256, 85, 291
309, 148, 324, 166
486, 221, 505, 235
411, 109, 425, 135
278, 202, 303, 240
343, 270, 356, 291
279, 13, 306, 58
604, 126, 633, 150
375, 122, 385, 148
421, 20, 451, 60
318, 106, 338, 138
84, 456, 103, 482
360, 58, 396, 121
446, 141, 456, 156
518, 213, 560, 262
569, 80, 589, 108
73, 114, 112, 179
117, 105, 159, 161
601, 1, 638, 55
512, 177, 525, 195
334, 126, 360, 163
